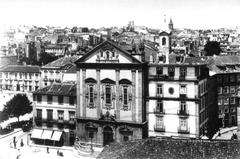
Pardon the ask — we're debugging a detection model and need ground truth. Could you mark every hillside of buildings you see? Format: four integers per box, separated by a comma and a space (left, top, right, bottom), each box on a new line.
98, 138, 240, 159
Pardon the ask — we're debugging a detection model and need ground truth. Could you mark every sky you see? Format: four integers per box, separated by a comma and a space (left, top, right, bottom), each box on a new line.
0, 0, 240, 29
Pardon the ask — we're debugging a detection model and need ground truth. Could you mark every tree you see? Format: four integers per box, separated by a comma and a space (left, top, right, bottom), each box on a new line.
204, 41, 222, 56
3, 94, 32, 122
38, 52, 58, 66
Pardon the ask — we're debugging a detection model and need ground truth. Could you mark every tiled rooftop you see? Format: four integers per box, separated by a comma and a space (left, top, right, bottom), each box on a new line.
98, 138, 240, 159
34, 82, 76, 96
0, 65, 40, 73
42, 56, 80, 68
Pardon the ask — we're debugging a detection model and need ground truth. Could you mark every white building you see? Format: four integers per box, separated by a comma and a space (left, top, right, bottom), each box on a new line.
147, 63, 209, 138
74, 40, 148, 146
40, 56, 79, 87
32, 82, 76, 146
147, 30, 213, 138
0, 65, 40, 92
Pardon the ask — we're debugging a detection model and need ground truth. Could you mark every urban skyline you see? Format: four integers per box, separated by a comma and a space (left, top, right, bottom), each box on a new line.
0, 0, 240, 29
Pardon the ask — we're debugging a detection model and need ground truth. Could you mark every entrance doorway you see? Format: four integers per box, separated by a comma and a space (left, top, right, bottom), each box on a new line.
103, 126, 113, 146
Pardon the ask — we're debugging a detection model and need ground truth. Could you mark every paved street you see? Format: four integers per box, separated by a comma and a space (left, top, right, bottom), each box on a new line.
0, 129, 99, 159
214, 127, 238, 140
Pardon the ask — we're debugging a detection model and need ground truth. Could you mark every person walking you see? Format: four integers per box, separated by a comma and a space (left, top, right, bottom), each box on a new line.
20, 139, 24, 147
16, 149, 20, 159
13, 136, 16, 149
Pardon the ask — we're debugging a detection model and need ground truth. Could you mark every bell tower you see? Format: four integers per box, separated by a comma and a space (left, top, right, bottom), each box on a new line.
158, 31, 170, 64
169, 18, 174, 33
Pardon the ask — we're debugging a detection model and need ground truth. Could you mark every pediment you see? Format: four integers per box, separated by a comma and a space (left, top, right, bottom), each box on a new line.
101, 78, 116, 84
85, 78, 97, 83
75, 41, 142, 64
119, 79, 132, 85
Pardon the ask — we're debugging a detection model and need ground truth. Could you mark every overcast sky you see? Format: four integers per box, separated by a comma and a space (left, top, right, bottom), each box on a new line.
0, 0, 240, 29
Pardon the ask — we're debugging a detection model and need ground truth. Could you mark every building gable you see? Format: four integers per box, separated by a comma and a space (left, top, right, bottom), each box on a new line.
75, 40, 142, 64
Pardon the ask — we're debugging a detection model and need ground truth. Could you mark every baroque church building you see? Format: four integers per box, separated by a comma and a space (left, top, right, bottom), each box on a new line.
74, 40, 148, 146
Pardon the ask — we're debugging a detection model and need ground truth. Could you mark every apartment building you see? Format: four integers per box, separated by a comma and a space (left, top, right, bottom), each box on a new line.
0, 65, 40, 92
32, 83, 76, 146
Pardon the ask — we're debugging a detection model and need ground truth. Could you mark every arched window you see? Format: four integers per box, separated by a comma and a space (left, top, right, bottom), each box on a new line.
162, 37, 166, 46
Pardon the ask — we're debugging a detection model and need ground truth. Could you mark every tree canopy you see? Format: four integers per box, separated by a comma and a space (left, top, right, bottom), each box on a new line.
3, 94, 32, 121
204, 41, 222, 56
38, 52, 58, 66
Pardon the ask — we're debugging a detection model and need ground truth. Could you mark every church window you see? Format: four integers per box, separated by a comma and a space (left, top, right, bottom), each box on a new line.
106, 86, 111, 104
123, 87, 128, 105
162, 37, 166, 45
89, 85, 94, 104
106, 51, 110, 59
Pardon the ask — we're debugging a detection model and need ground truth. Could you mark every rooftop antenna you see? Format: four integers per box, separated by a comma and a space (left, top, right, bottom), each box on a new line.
164, 14, 166, 23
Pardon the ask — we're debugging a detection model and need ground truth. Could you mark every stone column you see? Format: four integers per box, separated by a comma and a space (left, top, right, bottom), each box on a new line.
82, 69, 86, 117
97, 69, 101, 118
76, 69, 81, 118
116, 69, 120, 120
132, 69, 136, 122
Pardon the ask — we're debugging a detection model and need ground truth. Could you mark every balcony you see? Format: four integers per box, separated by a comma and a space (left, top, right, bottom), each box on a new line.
49, 78, 54, 82
179, 76, 186, 81
149, 74, 168, 80
178, 127, 190, 134
154, 125, 165, 132
43, 77, 48, 81
156, 93, 163, 97
177, 110, 189, 118
55, 79, 61, 83
179, 94, 187, 98
58, 119, 64, 123
154, 108, 165, 116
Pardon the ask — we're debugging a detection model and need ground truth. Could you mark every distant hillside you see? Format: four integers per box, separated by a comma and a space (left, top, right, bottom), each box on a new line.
97, 138, 240, 159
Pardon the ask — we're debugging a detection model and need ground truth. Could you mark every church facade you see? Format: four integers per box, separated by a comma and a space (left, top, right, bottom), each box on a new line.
75, 40, 148, 146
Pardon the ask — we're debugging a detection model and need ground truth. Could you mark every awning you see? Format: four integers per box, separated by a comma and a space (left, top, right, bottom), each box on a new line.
31, 129, 43, 139
51, 131, 63, 141
41, 130, 53, 140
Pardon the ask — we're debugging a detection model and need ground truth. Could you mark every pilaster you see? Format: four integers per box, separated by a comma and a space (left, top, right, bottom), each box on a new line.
82, 69, 86, 117
138, 69, 142, 123
116, 69, 120, 120
76, 69, 81, 118
132, 69, 136, 122
97, 69, 101, 118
